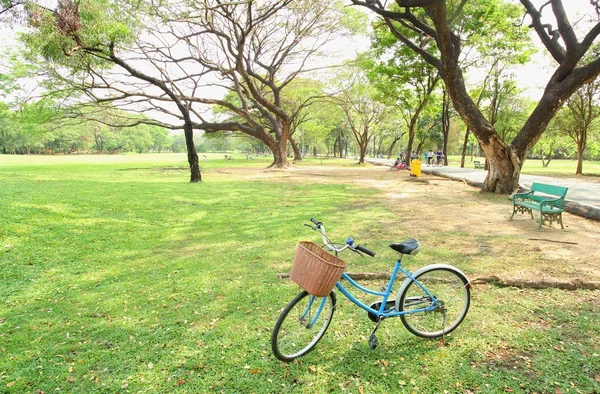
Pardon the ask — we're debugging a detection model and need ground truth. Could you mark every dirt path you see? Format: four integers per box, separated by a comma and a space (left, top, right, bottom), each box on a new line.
238, 164, 600, 285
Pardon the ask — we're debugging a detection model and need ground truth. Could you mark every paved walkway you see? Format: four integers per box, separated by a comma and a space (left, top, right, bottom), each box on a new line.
369, 158, 600, 219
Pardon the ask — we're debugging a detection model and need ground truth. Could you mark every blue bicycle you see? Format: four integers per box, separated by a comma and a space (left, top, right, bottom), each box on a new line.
271, 218, 472, 362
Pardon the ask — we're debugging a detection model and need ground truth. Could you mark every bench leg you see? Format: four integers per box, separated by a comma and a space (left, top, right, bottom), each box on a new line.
539, 212, 564, 230
511, 204, 532, 220
558, 213, 564, 230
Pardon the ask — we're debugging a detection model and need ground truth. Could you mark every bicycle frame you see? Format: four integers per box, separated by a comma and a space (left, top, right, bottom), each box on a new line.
334, 260, 439, 320
301, 221, 439, 327
304, 260, 440, 329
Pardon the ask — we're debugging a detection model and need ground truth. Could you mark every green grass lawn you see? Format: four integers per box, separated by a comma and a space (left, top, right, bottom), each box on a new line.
1, 154, 599, 393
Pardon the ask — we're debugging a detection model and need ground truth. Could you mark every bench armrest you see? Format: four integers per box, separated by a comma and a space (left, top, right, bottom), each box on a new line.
512, 191, 533, 203
539, 198, 564, 209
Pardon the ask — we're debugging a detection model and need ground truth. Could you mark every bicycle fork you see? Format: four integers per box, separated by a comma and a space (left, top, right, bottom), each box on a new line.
301, 296, 334, 329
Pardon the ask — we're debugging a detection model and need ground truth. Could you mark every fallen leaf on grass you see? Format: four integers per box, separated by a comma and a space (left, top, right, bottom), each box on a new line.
380, 359, 388, 367
309, 365, 317, 372
250, 369, 261, 374
6, 382, 15, 387
175, 379, 186, 386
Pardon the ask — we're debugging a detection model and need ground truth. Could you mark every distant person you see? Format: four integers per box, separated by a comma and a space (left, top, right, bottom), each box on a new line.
427, 150, 435, 166
411, 151, 418, 160
435, 149, 443, 166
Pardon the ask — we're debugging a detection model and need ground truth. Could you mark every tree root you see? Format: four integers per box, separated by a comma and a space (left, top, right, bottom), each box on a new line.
277, 272, 600, 290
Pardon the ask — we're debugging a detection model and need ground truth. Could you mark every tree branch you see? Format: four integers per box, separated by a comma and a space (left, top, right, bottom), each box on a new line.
550, 0, 578, 53
520, 0, 566, 63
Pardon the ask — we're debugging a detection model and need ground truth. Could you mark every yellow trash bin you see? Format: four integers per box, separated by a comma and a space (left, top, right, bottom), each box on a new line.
410, 159, 421, 177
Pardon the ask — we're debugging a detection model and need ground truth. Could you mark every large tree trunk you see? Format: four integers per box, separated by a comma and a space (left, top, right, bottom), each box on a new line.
576, 141, 584, 175
183, 124, 201, 182
268, 139, 290, 168
289, 137, 302, 161
358, 135, 367, 164
403, 121, 417, 164
480, 135, 520, 193
386, 138, 399, 159
441, 88, 450, 165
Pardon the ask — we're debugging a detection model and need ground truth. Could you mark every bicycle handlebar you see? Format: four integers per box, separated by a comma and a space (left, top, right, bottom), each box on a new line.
355, 244, 376, 257
308, 217, 375, 257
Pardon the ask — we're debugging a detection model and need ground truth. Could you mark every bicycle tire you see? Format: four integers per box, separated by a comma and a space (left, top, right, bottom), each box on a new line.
271, 290, 336, 361
398, 267, 470, 338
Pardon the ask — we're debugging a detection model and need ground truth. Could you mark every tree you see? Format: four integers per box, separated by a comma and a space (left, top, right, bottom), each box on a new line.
350, 0, 600, 193
21, 0, 360, 181
0, 0, 24, 20
533, 113, 571, 168
360, 27, 440, 164
563, 80, 600, 175
334, 71, 388, 164
298, 100, 347, 157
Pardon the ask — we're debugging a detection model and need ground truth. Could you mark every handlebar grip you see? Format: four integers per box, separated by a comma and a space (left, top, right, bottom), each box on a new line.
356, 244, 375, 257
310, 217, 322, 226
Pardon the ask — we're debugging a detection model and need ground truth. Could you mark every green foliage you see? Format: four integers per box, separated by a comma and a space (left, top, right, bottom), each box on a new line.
492, 91, 532, 142
20, 0, 140, 71
459, 0, 535, 63
335, 0, 369, 35
0, 102, 175, 155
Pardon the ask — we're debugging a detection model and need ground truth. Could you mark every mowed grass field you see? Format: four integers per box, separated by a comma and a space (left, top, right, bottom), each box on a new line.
1, 153, 599, 393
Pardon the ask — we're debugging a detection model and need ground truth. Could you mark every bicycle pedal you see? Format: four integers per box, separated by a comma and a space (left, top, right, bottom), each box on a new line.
368, 334, 378, 350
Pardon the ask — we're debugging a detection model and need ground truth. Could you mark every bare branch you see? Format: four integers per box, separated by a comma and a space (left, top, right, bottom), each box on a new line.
520, 0, 566, 62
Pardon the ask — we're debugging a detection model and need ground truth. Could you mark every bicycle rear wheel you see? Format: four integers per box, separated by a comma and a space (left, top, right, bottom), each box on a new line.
271, 291, 336, 361
398, 267, 470, 338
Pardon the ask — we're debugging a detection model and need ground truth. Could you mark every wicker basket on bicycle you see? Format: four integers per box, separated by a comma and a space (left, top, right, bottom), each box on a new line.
289, 241, 347, 297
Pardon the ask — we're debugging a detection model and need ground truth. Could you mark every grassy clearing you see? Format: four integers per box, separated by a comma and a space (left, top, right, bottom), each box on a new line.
1, 154, 599, 393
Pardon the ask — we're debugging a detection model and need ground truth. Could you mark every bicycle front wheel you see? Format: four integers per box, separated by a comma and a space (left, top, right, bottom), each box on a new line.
398, 267, 470, 338
271, 290, 336, 362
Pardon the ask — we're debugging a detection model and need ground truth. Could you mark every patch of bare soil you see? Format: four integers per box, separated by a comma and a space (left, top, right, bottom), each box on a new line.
235, 164, 600, 284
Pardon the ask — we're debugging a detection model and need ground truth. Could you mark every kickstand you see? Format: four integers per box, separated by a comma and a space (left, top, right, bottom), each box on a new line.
440, 309, 447, 347
369, 318, 383, 350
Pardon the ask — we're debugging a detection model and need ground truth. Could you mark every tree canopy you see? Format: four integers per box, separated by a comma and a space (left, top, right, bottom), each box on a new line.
350, 0, 600, 193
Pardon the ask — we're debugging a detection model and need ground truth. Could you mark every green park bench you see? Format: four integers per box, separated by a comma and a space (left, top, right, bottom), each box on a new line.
510, 182, 568, 229
473, 161, 484, 169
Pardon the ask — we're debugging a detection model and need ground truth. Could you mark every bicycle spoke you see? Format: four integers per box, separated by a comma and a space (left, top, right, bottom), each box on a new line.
272, 291, 336, 361
399, 268, 470, 338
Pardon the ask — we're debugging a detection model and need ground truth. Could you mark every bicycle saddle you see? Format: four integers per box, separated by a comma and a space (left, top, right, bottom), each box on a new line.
389, 239, 421, 255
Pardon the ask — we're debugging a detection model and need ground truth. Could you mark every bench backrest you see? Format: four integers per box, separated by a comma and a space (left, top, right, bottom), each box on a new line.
530, 182, 568, 203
